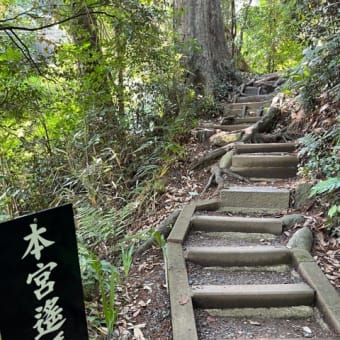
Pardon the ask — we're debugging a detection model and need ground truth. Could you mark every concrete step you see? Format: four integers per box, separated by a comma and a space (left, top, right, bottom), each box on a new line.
185, 246, 291, 266
233, 117, 259, 124
201, 123, 250, 131
190, 216, 282, 235
232, 154, 298, 168
220, 186, 290, 210
235, 142, 296, 154
205, 306, 315, 319
255, 80, 277, 87
230, 154, 298, 179
224, 101, 271, 115
236, 94, 273, 103
230, 166, 297, 179
243, 86, 259, 96
224, 108, 257, 117
191, 283, 315, 308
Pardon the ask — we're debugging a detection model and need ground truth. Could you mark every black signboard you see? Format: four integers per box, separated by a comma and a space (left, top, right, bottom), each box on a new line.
0, 204, 88, 340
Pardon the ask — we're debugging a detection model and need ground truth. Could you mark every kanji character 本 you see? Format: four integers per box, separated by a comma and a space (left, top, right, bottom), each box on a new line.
27, 262, 58, 300
33, 297, 66, 340
22, 222, 55, 260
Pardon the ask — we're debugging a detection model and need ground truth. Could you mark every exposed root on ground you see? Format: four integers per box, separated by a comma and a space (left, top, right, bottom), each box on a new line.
134, 209, 180, 257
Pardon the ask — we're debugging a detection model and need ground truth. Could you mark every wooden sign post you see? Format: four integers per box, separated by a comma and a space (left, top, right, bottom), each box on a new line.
0, 204, 88, 340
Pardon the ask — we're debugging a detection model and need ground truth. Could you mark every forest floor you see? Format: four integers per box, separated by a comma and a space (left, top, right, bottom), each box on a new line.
104, 97, 339, 339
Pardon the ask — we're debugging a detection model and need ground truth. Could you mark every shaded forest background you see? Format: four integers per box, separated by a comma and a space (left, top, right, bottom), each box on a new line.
0, 0, 339, 336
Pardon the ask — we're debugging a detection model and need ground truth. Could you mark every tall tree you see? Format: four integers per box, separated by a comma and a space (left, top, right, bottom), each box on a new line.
174, 0, 237, 96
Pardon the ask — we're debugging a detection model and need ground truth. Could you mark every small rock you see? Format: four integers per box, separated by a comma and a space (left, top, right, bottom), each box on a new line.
219, 150, 234, 169
210, 131, 242, 146
281, 214, 305, 227
291, 269, 300, 279
302, 326, 313, 338
294, 183, 313, 208
287, 227, 313, 251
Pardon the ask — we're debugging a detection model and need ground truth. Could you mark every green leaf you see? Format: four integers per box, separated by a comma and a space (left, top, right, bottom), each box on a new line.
310, 178, 340, 197
328, 205, 340, 218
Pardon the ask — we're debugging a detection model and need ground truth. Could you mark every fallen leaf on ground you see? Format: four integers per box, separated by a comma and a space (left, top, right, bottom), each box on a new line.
134, 328, 145, 340
249, 320, 261, 326
207, 315, 216, 323
133, 309, 141, 317
178, 297, 189, 305
143, 284, 153, 292
138, 300, 147, 307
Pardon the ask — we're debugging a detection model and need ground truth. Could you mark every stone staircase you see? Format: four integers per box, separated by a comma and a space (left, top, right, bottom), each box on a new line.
224, 96, 272, 116
197, 80, 276, 146
166, 192, 340, 339
166, 80, 340, 339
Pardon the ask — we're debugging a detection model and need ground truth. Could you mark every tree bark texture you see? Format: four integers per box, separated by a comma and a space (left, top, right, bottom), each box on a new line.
174, 0, 235, 95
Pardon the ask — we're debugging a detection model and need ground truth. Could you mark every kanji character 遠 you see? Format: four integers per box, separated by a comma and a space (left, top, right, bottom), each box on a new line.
33, 297, 66, 340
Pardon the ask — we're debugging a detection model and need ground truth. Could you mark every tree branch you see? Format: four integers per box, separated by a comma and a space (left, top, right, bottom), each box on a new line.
0, 11, 118, 32
0, 9, 37, 24
6, 29, 43, 76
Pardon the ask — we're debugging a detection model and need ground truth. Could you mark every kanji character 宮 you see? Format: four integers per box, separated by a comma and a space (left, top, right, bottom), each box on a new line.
27, 262, 58, 300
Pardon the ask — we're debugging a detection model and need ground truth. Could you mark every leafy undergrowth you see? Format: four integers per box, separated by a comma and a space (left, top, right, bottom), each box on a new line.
293, 98, 340, 291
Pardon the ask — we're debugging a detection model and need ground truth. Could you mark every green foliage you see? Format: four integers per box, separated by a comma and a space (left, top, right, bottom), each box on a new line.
121, 243, 134, 277
151, 230, 166, 250
287, 0, 339, 109
78, 245, 120, 336
327, 205, 340, 237
298, 124, 339, 179
0, 2, 196, 336
0, 1, 194, 216
238, 0, 304, 73
309, 178, 340, 236
289, 1, 339, 236
76, 203, 140, 254
299, 121, 339, 235
293, 0, 338, 45
289, 33, 340, 111
88, 253, 120, 338
150, 229, 167, 260
310, 178, 340, 197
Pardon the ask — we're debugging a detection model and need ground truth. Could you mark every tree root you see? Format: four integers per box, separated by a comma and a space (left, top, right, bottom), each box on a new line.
241, 106, 280, 143
195, 102, 284, 195
200, 164, 250, 195
190, 143, 235, 170
134, 209, 181, 257
201, 165, 224, 195
222, 168, 251, 183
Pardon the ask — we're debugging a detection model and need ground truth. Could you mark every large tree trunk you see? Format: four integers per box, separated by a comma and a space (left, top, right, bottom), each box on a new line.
174, 0, 237, 96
